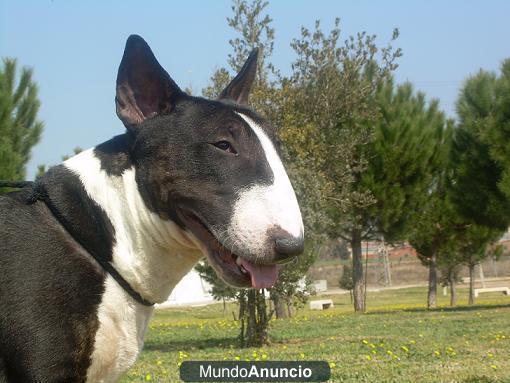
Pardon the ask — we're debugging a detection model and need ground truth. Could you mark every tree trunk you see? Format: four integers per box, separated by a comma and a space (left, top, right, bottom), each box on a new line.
238, 291, 246, 347
427, 254, 437, 309
351, 229, 365, 313
243, 289, 271, 347
255, 290, 270, 346
491, 256, 498, 277
245, 290, 257, 345
286, 299, 294, 318
381, 242, 392, 287
469, 263, 476, 305
449, 273, 457, 307
270, 290, 288, 319
478, 263, 486, 288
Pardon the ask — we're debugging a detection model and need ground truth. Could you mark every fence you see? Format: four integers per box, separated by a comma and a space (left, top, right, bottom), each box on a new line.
307, 255, 510, 289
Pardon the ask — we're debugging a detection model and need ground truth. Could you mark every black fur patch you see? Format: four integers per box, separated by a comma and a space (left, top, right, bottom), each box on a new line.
94, 133, 134, 176
37, 165, 116, 266
0, 187, 105, 382
129, 95, 274, 233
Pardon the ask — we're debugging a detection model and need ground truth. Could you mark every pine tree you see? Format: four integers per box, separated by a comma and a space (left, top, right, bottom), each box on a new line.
356, 80, 452, 312
363, 80, 453, 242
452, 67, 510, 230
444, 65, 510, 306
481, 59, 510, 201
368, 80, 454, 310
0, 58, 43, 187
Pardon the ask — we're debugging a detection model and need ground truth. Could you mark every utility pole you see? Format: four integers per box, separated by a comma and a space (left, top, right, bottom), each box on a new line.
378, 241, 392, 287
478, 263, 486, 288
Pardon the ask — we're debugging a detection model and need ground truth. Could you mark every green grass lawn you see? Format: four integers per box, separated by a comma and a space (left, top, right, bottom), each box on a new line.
121, 287, 510, 383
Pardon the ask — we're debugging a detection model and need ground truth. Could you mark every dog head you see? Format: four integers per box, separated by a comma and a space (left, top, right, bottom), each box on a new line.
115, 35, 304, 289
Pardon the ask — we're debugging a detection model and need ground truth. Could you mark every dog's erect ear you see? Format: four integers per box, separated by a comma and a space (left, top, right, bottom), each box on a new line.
116, 35, 183, 128
219, 48, 258, 105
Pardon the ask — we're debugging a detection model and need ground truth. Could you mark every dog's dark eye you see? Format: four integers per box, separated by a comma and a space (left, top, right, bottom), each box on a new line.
213, 141, 237, 154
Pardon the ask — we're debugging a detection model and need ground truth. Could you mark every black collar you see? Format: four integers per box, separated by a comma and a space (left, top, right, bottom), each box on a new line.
25, 181, 155, 307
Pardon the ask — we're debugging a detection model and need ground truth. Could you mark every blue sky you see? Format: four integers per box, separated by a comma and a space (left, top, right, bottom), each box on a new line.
1, 0, 509, 179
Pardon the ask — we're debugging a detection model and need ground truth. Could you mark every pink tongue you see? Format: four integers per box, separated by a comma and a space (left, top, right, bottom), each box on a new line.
239, 258, 278, 289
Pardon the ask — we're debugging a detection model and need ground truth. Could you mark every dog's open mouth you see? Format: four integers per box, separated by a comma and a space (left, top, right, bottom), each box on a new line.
176, 208, 278, 289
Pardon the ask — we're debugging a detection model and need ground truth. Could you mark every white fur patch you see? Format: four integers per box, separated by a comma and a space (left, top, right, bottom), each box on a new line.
86, 276, 153, 383
64, 149, 205, 382
64, 149, 204, 303
231, 113, 304, 256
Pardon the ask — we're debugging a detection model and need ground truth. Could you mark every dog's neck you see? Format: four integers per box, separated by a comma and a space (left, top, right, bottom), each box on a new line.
42, 137, 205, 304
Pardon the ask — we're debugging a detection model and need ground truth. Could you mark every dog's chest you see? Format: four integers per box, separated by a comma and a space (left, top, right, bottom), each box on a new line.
87, 276, 154, 383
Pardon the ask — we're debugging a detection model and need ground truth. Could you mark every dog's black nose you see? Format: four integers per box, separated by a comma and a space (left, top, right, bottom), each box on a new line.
274, 236, 304, 263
